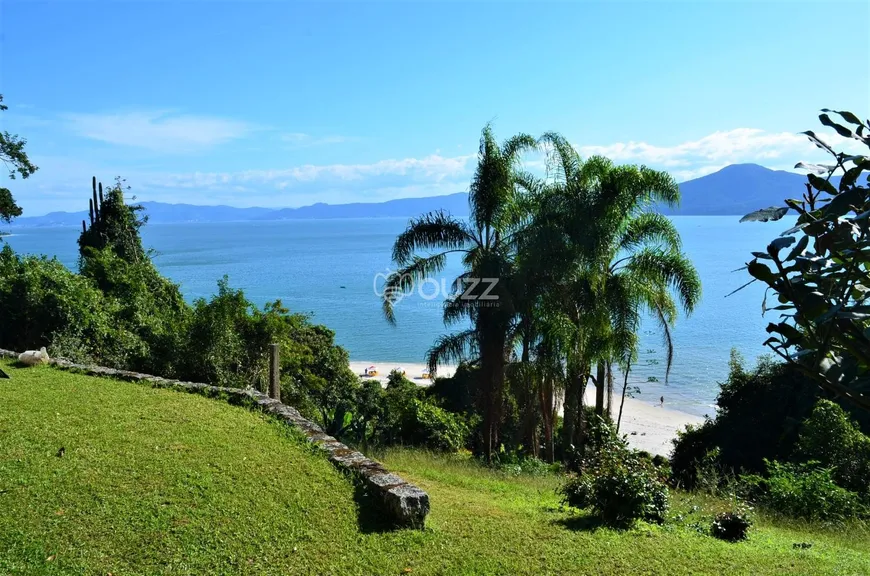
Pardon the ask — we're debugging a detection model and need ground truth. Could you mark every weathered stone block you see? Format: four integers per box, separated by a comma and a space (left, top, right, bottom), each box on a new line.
383, 484, 430, 528
367, 473, 405, 489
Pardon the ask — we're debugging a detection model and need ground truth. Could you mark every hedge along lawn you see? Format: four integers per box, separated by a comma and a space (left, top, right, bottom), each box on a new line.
0, 360, 868, 576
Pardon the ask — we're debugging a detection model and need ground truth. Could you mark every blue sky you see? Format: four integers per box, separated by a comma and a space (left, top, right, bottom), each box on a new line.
1, 0, 867, 215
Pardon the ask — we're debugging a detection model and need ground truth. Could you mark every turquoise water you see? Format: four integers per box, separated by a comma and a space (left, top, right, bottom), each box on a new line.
3, 216, 793, 417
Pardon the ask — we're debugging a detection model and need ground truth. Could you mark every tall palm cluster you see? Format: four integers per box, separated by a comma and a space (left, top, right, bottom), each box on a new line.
383, 125, 701, 462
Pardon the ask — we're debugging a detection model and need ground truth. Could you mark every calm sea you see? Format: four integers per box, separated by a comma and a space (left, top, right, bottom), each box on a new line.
3, 216, 793, 417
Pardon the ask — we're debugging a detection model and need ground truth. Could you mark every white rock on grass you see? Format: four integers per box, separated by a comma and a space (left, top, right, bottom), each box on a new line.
18, 347, 50, 366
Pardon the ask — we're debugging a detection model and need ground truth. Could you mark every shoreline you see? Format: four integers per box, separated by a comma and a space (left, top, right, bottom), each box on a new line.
349, 360, 704, 457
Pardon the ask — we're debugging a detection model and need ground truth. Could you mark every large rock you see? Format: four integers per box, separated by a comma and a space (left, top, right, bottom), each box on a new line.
18, 347, 49, 366
383, 484, 430, 528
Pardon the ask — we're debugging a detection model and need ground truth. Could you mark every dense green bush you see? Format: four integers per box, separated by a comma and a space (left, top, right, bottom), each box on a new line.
425, 362, 479, 413
408, 399, 470, 452
795, 400, 870, 496
79, 246, 189, 376
370, 372, 470, 451
0, 245, 116, 356
78, 177, 147, 265
560, 422, 669, 527
711, 506, 753, 542
670, 351, 869, 490
741, 460, 867, 522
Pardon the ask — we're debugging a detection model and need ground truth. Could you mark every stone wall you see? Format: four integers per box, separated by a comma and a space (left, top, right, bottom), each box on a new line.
0, 349, 430, 528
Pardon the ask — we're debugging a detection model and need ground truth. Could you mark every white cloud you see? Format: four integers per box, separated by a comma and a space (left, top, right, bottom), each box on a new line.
144, 154, 475, 193
576, 128, 863, 181
62, 110, 257, 153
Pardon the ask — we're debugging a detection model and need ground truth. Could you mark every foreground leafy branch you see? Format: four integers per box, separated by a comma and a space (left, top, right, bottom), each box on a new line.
741, 109, 870, 411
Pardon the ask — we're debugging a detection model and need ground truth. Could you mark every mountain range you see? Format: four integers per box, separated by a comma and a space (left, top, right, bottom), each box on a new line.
9, 164, 818, 227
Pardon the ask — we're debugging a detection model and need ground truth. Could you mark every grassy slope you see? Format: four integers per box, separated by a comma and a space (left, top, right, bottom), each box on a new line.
0, 361, 867, 576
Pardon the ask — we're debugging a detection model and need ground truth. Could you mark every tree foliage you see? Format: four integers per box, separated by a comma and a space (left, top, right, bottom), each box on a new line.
79, 177, 146, 263
742, 110, 870, 412
521, 139, 700, 455
0, 94, 38, 223
382, 123, 536, 460
670, 351, 870, 492
384, 124, 699, 463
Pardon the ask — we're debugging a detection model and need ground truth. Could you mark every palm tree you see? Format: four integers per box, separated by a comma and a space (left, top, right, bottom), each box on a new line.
525, 134, 701, 453
382, 124, 536, 460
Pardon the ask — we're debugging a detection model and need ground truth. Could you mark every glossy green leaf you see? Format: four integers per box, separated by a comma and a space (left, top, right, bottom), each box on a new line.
825, 110, 863, 125
795, 162, 835, 174
785, 235, 809, 262
824, 187, 864, 218
839, 165, 865, 191
740, 206, 789, 222
747, 261, 775, 283
767, 236, 796, 257
808, 174, 838, 195
820, 113, 853, 138
837, 306, 870, 320
802, 130, 835, 154
767, 322, 803, 342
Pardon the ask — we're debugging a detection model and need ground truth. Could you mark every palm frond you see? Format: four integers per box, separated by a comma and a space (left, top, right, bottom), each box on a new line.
653, 301, 674, 385
503, 133, 538, 162
392, 211, 473, 265
426, 329, 478, 376
617, 212, 682, 254
382, 253, 448, 325
625, 248, 702, 315
539, 132, 582, 184
603, 273, 641, 364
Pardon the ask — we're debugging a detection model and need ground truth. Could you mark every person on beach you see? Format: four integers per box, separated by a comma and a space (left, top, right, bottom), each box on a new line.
660, 396, 664, 407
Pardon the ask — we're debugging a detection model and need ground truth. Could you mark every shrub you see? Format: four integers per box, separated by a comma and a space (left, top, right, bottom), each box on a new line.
490, 447, 556, 476
670, 351, 869, 490
741, 460, 867, 522
795, 400, 870, 495
560, 422, 669, 527
0, 245, 118, 355
425, 362, 479, 414
80, 246, 188, 376
410, 399, 470, 452
711, 506, 753, 542
369, 373, 469, 451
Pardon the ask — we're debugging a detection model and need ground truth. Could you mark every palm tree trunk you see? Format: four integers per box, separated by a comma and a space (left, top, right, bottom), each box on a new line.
539, 373, 555, 463
521, 336, 538, 458
606, 361, 614, 418
576, 368, 588, 448
616, 359, 632, 434
479, 315, 507, 463
595, 362, 605, 417
561, 364, 580, 461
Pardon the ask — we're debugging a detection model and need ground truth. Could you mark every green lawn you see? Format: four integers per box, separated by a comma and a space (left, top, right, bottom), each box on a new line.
1, 361, 868, 575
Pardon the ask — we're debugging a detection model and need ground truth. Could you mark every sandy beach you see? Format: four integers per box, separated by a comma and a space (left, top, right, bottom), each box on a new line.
350, 361, 704, 457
